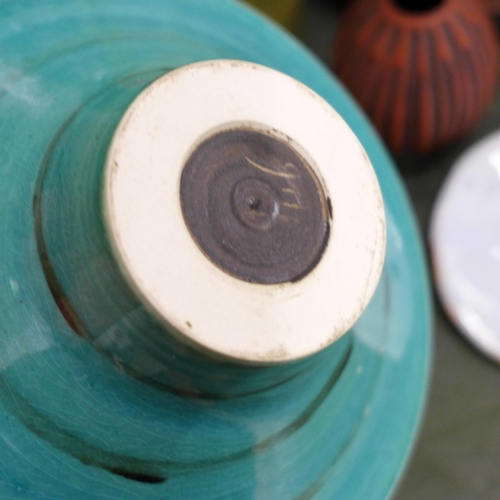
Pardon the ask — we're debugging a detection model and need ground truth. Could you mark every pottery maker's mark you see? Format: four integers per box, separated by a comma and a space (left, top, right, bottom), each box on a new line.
180, 127, 330, 284
245, 156, 298, 179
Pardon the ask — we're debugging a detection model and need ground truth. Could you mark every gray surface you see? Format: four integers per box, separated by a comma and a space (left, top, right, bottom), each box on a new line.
301, 2, 500, 498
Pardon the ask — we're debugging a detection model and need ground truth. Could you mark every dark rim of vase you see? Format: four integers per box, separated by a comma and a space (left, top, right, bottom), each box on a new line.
392, 0, 444, 13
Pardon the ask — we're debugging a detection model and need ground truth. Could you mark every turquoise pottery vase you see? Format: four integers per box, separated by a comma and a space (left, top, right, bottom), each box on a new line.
0, 1, 432, 499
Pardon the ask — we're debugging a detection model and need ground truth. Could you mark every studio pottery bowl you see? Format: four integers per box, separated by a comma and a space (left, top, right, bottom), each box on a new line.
0, 1, 431, 499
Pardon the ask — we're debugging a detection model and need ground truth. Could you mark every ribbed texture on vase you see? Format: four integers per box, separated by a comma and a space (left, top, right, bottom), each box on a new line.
333, 0, 499, 154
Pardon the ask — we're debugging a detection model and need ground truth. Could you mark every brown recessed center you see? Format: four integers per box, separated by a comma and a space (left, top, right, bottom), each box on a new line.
180, 126, 330, 284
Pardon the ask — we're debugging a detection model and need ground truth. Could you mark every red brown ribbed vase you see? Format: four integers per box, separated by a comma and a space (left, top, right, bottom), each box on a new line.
333, 0, 499, 154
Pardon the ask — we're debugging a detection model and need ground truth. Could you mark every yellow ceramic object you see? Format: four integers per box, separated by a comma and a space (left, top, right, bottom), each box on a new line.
245, 0, 303, 32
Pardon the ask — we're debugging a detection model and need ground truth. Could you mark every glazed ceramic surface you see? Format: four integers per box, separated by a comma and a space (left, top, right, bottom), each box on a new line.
430, 130, 500, 363
334, 0, 499, 154
0, 1, 431, 499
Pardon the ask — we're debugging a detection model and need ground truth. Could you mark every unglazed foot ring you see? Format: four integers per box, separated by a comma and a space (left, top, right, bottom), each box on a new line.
104, 60, 386, 363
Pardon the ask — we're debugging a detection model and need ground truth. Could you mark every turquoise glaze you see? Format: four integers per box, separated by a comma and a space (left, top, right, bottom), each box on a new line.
0, 1, 432, 499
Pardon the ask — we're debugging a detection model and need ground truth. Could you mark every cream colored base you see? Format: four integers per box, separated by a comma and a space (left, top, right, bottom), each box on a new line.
104, 60, 385, 363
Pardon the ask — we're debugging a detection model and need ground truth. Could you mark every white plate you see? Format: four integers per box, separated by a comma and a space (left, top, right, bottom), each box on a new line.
430, 130, 500, 362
